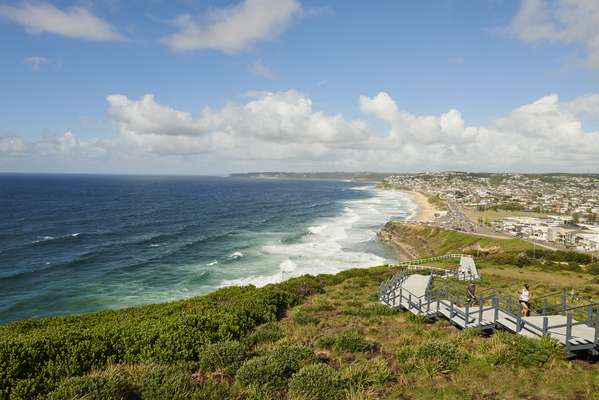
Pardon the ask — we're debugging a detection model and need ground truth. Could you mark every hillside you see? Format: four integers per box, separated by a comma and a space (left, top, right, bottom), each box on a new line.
378, 221, 534, 259
2, 226, 599, 399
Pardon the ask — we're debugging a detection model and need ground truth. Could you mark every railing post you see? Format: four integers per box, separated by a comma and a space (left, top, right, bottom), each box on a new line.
588, 305, 594, 327
450, 301, 454, 323
594, 310, 599, 345
493, 296, 499, 325
426, 293, 431, 313
543, 299, 548, 316
465, 303, 470, 327
542, 316, 548, 336
408, 293, 412, 310
566, 313, 573, 351
478, 296, 483, 328
562, 289, 567, 315
516, 309, 522, 333
508, 297, 513, 314
418, 298, 422, 314
399, 287, 403, 306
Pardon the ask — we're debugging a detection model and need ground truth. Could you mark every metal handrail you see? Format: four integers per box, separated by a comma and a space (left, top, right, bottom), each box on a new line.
379, 263, 599, 352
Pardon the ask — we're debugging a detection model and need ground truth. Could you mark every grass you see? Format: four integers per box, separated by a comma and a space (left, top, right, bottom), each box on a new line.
28, 260, 599, 400
275, 267, 598, 399
6, 226, 599, 399
463, 207, 549, 223
381, 222, 534, 258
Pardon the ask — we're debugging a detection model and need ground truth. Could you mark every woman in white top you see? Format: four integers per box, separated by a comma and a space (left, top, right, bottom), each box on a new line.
518, 284, 530, 316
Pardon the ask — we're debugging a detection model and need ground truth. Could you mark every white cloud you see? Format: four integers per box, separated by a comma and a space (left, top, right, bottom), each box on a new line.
104, 90, 599, 170
5, 91, 599, 172
0, 136, 28, 155
564, 93, 599, 116
506, 0, 599, 69
0, 2, 124, 41
106, 94, 211, 136
250, 60, 273, 78
162, 0, 302, 52
105, 91, 369, 158
24, 56, 49, 70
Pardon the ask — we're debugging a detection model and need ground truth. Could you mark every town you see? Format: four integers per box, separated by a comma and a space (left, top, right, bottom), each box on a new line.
381, 172, 599, 253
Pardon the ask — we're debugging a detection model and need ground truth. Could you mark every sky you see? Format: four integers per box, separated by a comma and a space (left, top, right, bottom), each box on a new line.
1, 0, 599, 174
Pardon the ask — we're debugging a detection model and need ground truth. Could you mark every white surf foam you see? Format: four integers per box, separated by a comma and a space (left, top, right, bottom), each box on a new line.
228, 251, 244, 260
220, 186, 413, 288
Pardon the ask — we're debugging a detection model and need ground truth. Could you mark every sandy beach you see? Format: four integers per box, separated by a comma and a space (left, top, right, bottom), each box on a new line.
408, 191, 438, 222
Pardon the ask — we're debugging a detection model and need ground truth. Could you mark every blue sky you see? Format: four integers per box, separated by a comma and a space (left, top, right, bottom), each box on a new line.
1, 0, 599, 174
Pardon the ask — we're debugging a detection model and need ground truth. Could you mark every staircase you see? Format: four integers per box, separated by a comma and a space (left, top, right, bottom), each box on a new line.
379, 256, 599, 355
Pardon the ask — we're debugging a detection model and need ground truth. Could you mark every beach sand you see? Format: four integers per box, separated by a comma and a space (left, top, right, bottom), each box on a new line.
408, 191, 438, 222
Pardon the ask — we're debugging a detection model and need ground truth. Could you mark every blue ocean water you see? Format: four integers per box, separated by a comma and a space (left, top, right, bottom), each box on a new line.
0, 174, 414, 323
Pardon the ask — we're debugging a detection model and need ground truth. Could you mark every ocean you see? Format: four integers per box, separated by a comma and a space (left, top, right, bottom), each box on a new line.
0, 174, 415, 323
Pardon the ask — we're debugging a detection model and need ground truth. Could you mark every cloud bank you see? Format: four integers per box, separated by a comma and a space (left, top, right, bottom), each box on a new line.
5, 90, 599, 173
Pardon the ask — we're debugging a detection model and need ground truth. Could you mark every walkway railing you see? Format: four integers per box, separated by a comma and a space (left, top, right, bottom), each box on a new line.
378, 260, 599, 354
395, 253, 466, 267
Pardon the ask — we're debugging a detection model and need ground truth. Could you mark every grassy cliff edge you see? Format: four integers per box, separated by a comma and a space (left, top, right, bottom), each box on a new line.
2, 225, 599, 399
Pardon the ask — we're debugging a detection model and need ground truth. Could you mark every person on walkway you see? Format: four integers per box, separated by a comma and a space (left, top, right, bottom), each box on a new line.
466, 282, 476, 305
518, 284, 530, 316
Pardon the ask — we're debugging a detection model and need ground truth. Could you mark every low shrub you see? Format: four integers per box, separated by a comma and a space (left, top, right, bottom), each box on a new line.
236, 345, 317, 390
484, 331, 564, 367
288, 364, 346, 400
406, 313, 429, 324
314, 335, 336, 349
342, 304, 396, 318
395, 348, 416, 374
190, 380, 238, 400
244, 323, 284, 346
198, 341, 249, 374
301, 301, 335, 313
415, 340, 468, 375
587, 263, 599, 275
314, 330, 377, 353
342, 357, 391, 389
334, 329, 377, 353
47, 374, 134, 400
293, 310, 320, 325
0, 275, 333, 399
47, 364, 197, 400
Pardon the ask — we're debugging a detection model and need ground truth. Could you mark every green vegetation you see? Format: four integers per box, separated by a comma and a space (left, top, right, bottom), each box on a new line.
288, 364, 346, 400
464, 207, 548, 224
197, 341, 249, 374
235, 345, 317, 391
318, 328, 379, 353
3, 225, 599, 399
425, 192, 448, 210
380, 221, 533, 258
0, 275, 346, 399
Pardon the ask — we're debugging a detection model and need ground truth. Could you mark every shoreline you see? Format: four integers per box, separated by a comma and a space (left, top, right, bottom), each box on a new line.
406, 191, 438, 222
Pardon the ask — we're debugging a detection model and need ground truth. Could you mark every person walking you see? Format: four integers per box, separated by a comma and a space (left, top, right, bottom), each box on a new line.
518, 284, 531, 316
466, 282, 476, 305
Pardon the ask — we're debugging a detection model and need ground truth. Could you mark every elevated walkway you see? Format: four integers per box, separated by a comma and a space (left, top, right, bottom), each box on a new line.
379, 255, 599, 355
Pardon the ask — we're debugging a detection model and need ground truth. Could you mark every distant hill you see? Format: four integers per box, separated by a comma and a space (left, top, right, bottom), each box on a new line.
229, 171, 399, 181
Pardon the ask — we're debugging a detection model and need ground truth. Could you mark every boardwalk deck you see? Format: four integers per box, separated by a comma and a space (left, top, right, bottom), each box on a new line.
379, 257, 599, 355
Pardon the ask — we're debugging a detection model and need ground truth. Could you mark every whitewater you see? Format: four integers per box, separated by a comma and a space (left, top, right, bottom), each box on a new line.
0, 175, 416, 323
220, 187, 415, 288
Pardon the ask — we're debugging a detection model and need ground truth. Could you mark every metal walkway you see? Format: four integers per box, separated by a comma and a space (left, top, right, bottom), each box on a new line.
379, 256, 599, 354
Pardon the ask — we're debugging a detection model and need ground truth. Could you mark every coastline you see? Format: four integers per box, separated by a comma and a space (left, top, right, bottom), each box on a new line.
407, 191, 438, 222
